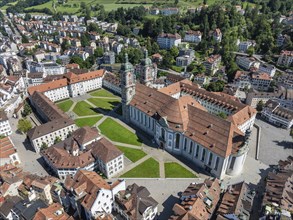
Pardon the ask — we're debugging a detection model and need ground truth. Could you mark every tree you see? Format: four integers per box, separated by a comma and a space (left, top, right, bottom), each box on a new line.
21, 101, 32, 117
290, 128, 293, 140
94, 47, 103, 57
206, 81, 225, 92
54, 136, 62, 144
247, 46, 255, 57
174, 0, 179, 5
256, 100, 264, 112
17, 118, 32, 133
87, 23, 102, 34
170, 46, 179, 58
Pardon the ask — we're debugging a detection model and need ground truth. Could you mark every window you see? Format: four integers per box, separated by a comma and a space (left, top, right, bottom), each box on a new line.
175, 134, 180, 149
201, 149, 206, 162
189, 142, 193, 155
161, 128, 165, 141
183, 138, 187, 151
229, 157, 236, 169
208, 153, 213, 166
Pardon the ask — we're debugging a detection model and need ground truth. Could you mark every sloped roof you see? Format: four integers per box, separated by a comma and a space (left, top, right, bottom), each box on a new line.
0, 137, 16, 159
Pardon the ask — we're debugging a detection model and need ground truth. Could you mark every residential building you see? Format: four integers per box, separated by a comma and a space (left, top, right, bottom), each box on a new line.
0, 111, 12, 136
0, 196, 22, 219
114, 183, 158, 220
170, 178, 221, 219
31, 178, 53, 205
261, 156, 293, 218
183, 30, 202, 43
26, 61, 65, 76
11, 199, 48, 220
149, 8, 159, 15
213, 28, 222, 43
179, 48, 195, 58
63, 170, 126, 220
0, 165, 24, 197
246, 89, 280, 108
233, 71, 251, 90
33, 203, 74, 220
176, 55, 193, 67
277, 50, 293, 67
238, 40, 255, 53
103, 51, 115, 64
42, 126, 124, 179
193, 74, 209, 86
0, 136, 21, 166
216, 182, 255, 220
236, 56, 260, 71
203, 54, 221, 75
258, 63, 276, 77
261, 100, 293, 129
277, 74, 293, 89
160, 8, 179, 16
157, 33, 182, 49
251, 72, 272, 91
120, 58, 256, 179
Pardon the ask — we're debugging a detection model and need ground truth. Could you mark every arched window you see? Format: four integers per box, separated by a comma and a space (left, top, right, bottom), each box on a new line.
201, 149, 206, 162
183, 139, 187, 151
161, 128, 165, 141
175, 134, 180, 149
189, 142, 193, 155
208, 153, 213, 166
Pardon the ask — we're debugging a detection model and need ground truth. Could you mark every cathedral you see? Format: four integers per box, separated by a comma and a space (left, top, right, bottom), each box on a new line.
119, 52, 256, 180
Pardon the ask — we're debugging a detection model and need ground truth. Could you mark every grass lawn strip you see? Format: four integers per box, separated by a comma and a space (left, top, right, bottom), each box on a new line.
117, 146, 146, 162
99, 118, 142, 146
74, 116, 102, 127
73, 101, 99, 116
164, 162, 196, 178
56, 99, 74, 112
89, 89, 118, 98
87, 98, 120, 112
121, 158, 159, 178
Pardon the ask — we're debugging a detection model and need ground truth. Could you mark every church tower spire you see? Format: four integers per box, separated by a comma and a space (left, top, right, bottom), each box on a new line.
120, 53, 136, 123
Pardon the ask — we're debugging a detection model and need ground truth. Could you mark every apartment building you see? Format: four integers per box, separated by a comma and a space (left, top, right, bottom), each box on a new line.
261, 100, 293, 129
183, 30, 202, 43
277, 50, 293, 67
157, 33, 182, 49
0, 111, 12, 136
63, 170, 125, 220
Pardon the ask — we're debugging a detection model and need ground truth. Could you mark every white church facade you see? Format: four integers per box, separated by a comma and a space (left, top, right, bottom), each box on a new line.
120, 54, 256, 180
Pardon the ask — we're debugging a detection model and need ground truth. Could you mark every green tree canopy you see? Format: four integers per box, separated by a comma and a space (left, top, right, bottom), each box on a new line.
17, 118, 32, 133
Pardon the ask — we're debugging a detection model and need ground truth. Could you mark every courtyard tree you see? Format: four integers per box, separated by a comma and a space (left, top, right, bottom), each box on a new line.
21, 101, 32, 117
17, 118, 32, 134
256, 100, 264, 112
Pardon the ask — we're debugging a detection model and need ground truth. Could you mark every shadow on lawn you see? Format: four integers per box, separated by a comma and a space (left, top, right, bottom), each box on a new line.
90, 101, 121, 114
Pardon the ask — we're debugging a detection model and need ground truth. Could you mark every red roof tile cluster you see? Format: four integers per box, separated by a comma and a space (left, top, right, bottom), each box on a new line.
28, 69, 105, 95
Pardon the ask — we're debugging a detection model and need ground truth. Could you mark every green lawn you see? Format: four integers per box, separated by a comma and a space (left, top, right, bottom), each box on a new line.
74, 116, 102, 127
26, 0, 151, 14
87, 98, 120, 112
89, 89, 118, 98
164, 162, 196, 178
121, 158, 159, 178
98, 118, 142, 146
73, 101, 100, 116
57, 100, 74, 112
117, 146, 146, 162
